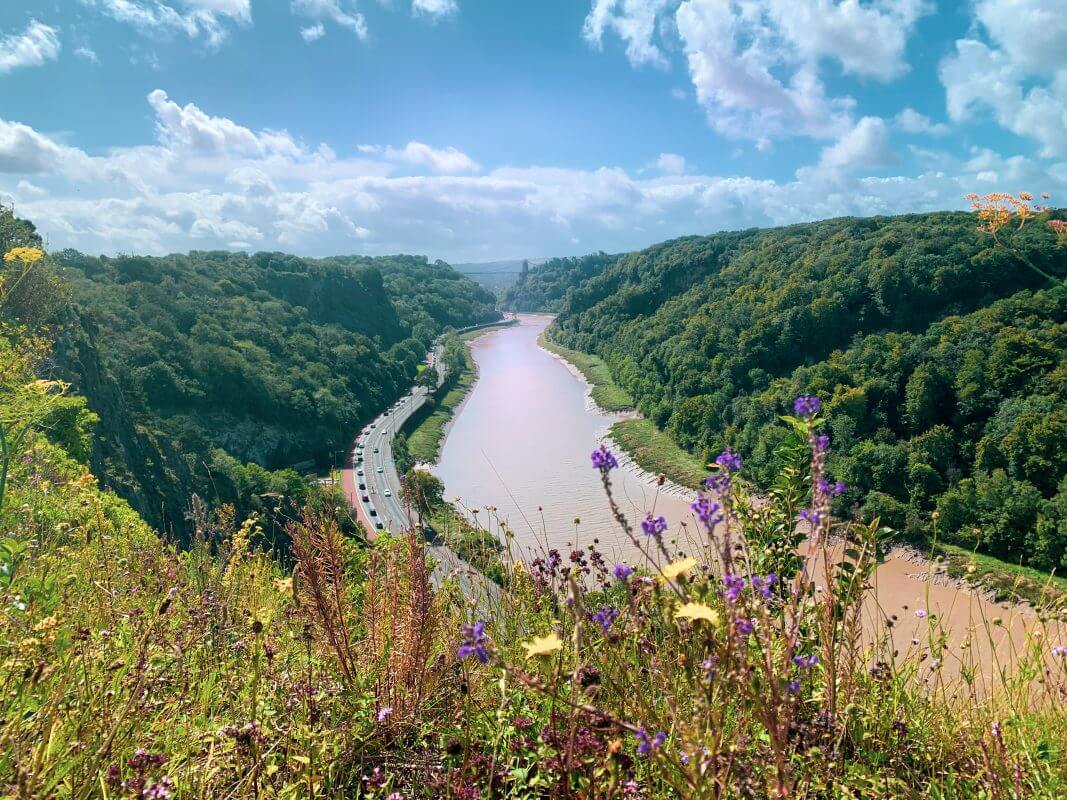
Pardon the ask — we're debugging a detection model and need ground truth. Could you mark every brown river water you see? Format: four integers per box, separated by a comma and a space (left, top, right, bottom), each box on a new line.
433, 314, 1062, 688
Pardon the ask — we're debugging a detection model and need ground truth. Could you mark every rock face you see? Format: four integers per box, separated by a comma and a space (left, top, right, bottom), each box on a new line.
51, 308, 195, 537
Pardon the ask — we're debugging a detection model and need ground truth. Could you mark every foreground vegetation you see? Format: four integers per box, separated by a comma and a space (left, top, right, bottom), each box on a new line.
543, 205, 1067, 577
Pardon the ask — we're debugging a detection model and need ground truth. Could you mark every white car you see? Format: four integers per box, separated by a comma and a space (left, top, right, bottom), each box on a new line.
384, 489, 392, 497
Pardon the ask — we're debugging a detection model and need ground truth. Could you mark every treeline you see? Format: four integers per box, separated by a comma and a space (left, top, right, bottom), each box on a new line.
1, 205, 497, 538
549, 211, 1067, 571
502, 251, 618, 311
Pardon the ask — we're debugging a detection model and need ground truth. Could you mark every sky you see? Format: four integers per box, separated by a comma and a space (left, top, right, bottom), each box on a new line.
0, 0, 1064, 262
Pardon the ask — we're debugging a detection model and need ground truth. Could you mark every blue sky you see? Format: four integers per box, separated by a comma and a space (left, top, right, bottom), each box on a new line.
0, 1, 1064, 261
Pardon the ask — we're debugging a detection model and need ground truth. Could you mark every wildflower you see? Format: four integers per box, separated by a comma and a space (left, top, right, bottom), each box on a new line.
640, 514, 668, 537
792, 653, 819, 668
635, 728, 667, 756
363, 767, 386, 789
798, 508, 822, 526
591, 445, 619, 472
1051, 645, 1067, 657
377, 706, 394, 722
675, 602, 720, 626
734, 618, 754, 637
817, 479, 847, 496
613, 563, 633, 581
388, 794, 403, 800
458, 621, 489, 664
751, 573, 776, 599
815, 434, 830, 452
722, 574, 746, 604
793, 394, 821, 418
788, 680, 800, 693
591, 607, 618, 634
522, 632, 564, 659
143, 780, 174, 799
3, 246, 45, 264
915, 609, 927, 619
659, 557, 699, 581
715, 448, 742, 472
690, 497, 722, 526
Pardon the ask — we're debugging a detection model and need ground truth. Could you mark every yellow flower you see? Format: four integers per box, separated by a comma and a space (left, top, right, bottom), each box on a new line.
659, 557, 699, 581
522, 632, 563, 659
675, 602, 720, 626
3, 246, 44, 264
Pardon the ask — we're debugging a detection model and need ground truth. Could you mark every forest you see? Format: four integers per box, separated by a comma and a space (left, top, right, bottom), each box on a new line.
0, 206, 497, 537
541, 211, 1067, 572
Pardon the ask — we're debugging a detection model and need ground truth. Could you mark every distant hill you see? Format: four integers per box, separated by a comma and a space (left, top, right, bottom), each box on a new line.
454, 258, 546, 293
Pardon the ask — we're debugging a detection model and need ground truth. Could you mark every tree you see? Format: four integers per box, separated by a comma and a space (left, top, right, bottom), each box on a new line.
401, 468, 445, 522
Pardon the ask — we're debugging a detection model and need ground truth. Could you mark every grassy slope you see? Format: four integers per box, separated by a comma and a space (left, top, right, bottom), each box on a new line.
537, 329, 634, 412
608, 418, 707, 491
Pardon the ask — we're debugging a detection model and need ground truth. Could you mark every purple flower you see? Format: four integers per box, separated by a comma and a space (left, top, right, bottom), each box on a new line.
640, 514, 668, 537
613, 563, 633, 581
377, 706, 394, 722
788, 680, 800, 694
794, 395, 822, 418
722, 574, 746, 604
915, 609, 927, 619
458, 621, 489, 664
591, 607, 619, 634
143, 781, 174, 800
798, 508, 823, 526
816, 434, 830, 452
715, 449, 742, 473
691, 497, 722, 527
817, 479, 848, 496
635, 728, 667, 756
1052, 645, 1067, 657
750, 573, 777, 600
792, 653, 819, 669
734, 618, 754, 637
591, 445, 619, 472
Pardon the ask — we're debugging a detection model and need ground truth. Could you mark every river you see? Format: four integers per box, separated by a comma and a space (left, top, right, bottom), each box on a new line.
433, 313, 1059, 685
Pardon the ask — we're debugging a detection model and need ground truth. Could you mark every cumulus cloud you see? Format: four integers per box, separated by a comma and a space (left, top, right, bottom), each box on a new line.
290, 0, 367, 39
79, 0, 251, 46
894, 108, 950, 137
655, 153, 687, 174
585, 1, 930, 147
2, 90, 1063, 262
383, 142, 480, 174
300, 23, 326, 41
0, 20, 61, 74
940, 0, 1067, 158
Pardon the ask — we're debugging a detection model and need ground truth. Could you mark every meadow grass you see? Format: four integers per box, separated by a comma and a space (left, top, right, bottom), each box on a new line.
609, 417, 709, 490
537, 329, 635, 412
404, 349, 477, 464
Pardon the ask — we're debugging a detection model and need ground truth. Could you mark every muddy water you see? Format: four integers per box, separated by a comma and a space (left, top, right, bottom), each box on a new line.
434, 314, 1058, 683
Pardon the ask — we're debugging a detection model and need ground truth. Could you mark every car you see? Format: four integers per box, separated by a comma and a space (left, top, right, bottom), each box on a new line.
376, 466, 384, 473
356, 468, 364, 476
384, 490, 392, 497
361, 494, 369, 502
369, 508, 377, 517
358, 483, 366, 490
373, 448, 379, 454
375, 522, 384, 530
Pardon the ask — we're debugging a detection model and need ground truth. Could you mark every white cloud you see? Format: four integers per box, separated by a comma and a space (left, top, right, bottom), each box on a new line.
74, 45, 100, 63
894, 108, 949, 136
4, 90, 1064, 263
412, 0, 459, 18
80, 0, 251, 46
290, 0, 367, 39
940, 1, 1067, 158
0, 20, 60, 74
655, 153, 687, 174
587, 1, 929, 147
583, 0, 674, 68
300, 23, 326, 41
383, 142, 479, 174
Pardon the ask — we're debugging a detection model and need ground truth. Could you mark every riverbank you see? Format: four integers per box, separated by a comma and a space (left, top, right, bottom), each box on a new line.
541, 323, 1067, 609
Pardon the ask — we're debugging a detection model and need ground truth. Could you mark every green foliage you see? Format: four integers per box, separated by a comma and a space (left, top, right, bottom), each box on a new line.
548, 211, 1067, 571
503, 251, 618, 311
50, 247, 495, 539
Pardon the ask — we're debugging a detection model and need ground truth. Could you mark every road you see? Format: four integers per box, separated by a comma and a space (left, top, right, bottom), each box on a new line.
340, 317, 514, 589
